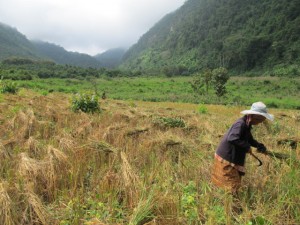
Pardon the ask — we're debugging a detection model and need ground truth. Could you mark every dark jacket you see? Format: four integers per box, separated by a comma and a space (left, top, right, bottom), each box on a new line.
216, 116, 260, 166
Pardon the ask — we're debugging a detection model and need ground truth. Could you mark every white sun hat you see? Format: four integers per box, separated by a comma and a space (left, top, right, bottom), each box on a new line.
241, 102, 274, 121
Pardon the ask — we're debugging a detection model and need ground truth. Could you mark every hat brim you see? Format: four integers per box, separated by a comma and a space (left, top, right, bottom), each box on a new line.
241, 110, 274, 121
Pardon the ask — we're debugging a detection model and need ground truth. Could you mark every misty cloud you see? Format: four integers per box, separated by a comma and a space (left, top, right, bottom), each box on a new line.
0, 0, 185, 55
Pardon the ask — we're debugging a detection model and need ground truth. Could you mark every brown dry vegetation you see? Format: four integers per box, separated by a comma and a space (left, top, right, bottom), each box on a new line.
0, 90, 299, 225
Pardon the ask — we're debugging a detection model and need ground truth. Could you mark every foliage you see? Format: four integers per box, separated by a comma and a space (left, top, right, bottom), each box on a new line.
271, 64, 300, 77
13, 76, 300, 109
121, 0, 300, 74
247, 216, 272, 225
59, 196, 125, 225
0, 22, 41, 61
192, 67, 229, 98
180, 181, 199, 224
94, 48, 126, 68
71, 93, 100, 113
0, 79, 19, 94
32, 41, 103, 68
212, 67, 229, 97
191, 68, 214, 96
197, 104, 208, 114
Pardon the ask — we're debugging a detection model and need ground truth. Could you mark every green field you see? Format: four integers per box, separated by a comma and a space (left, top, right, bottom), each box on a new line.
15, 76, 300, 109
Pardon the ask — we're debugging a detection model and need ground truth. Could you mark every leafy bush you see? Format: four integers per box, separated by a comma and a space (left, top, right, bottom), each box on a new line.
197, 104, 208, 114
71, 93, 100, 113
0, 79, 19, 94
272, 65, 300, 77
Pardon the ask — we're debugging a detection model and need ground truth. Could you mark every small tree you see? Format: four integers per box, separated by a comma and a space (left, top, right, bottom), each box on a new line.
212, 67, 229, 97
191, 69, 212, 95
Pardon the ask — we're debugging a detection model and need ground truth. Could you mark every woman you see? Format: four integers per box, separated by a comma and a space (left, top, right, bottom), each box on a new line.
211, 102, 274, 194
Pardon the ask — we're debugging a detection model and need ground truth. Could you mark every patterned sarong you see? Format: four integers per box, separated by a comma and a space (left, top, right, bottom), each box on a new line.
211, 156, 242, 193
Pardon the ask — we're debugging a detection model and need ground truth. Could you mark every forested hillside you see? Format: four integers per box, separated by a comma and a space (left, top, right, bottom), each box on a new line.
0, 22, 42, 60
0, 23, 103, 68
94, 48, 126, 68
121, 0, 300, 75
33, 41, 102, 68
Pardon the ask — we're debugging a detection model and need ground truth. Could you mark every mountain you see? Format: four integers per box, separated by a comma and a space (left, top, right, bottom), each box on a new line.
94, 48, 126, 68
0, 22, 42, 60
120, 0, 300, 74
32, 41, 102, 68
0, 22, 103, 68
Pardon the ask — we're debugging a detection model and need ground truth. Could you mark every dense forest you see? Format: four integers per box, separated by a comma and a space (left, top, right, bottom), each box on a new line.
121, 0, 300, 75
0, 57, 140, 81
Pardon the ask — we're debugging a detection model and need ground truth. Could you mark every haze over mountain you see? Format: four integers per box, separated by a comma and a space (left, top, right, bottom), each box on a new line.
32, 41, 102, 68
0, 0, 185, 55
0, 22, 42, 60
0, 22, 125, 68
1, 0, 300, 74
94, 48, 126, 69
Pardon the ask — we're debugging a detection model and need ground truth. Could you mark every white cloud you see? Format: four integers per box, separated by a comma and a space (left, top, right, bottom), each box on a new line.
0, 0, 185, 55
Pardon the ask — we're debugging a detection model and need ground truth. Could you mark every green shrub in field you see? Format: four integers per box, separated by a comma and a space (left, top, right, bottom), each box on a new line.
180, 181, 199, 224
153, 116, 186, 128
0, 79, 19, 94
71, 93, 100, 113
197, 104, 208, 114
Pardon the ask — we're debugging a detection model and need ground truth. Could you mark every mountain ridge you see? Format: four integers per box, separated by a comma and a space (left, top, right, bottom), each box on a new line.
0, 22, 124, 68
120, 0, 300, 75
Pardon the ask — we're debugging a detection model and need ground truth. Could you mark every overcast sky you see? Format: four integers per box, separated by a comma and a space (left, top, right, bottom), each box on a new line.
0, 0, 185, 55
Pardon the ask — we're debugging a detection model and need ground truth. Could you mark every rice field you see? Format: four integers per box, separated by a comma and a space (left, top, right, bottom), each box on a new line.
0, 90, 299, 224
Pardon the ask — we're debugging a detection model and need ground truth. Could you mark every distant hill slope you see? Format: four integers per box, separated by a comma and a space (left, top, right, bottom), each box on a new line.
0, 22, 42, 60
0, 22, 104, 68
94, 48, 125, 68
32, 41, 102, 68
121, 0, 300, 74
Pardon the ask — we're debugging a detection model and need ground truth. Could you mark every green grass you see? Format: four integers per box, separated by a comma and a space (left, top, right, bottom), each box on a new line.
16, 76, 300, 109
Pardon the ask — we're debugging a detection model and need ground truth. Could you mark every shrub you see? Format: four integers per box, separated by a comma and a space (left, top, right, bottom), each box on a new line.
71, 93, 100, 113
197, 104, 208, 114
0, 79, 19, 94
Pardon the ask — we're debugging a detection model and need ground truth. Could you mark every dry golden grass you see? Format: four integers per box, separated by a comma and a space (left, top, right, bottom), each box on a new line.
0, 90, 298, 224
0, 182, 15, 225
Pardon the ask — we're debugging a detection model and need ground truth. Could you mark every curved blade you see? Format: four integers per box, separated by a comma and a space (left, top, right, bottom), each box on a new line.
250, 152, 263, 166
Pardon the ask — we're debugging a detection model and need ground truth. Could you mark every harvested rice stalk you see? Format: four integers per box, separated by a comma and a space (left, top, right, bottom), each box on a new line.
24, 190, 49, 225
128, 189, 156, 225
0, 182, 15, 225
17, 153, 45, 181
120, 152, 142, 189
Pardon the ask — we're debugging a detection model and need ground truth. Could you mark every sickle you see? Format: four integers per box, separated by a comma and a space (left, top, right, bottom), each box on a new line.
250, 152, 263, 166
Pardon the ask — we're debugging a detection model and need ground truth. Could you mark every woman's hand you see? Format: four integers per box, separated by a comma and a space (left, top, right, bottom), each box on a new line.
248, 147, 252, 154
257, 143, 267, 154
